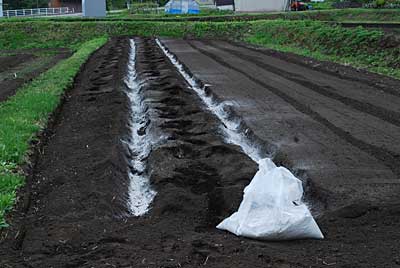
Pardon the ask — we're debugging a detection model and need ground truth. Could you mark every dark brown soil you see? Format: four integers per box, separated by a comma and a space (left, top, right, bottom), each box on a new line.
0, 48, 71, 102
0, 37, 258, 267
0, 54, 35, 73
159, 38, 400, 267
1, 37, 400, 268
232, 40, 400, 96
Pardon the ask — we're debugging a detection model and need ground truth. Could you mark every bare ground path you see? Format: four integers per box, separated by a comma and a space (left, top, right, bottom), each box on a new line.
0, 37, 399, 268
0, 48, 71, 102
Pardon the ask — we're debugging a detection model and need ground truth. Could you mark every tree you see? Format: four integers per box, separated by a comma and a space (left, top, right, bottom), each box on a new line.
106, 0, 129, 10
3, 0, 49, 10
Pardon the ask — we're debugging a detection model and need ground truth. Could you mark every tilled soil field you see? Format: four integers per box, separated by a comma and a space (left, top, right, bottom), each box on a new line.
0, 48, 71, 102
163, 38, 400, 206
1, 37, 400, 268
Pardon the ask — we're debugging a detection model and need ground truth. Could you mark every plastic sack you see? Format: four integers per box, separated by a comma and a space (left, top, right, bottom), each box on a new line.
217, 158, 324, 240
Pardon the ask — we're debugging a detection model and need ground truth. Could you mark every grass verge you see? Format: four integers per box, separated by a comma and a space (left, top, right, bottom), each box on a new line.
245, 20, 400, 78
1, 20, 398, 78
0, 37, 107, 227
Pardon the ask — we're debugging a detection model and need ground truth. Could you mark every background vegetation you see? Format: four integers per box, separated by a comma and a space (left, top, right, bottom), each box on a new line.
0, 20, 398, 78
2, 0, 49, 10
107, 0, 130, 10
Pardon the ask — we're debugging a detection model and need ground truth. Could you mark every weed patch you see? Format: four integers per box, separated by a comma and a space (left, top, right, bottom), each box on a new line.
246, 20, 400, 78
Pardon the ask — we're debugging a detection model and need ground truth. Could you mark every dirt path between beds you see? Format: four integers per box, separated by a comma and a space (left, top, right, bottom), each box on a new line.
1, 37, 400, 268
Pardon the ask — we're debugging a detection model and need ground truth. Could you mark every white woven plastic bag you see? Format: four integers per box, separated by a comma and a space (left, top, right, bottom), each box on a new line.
217, 158, 324, 240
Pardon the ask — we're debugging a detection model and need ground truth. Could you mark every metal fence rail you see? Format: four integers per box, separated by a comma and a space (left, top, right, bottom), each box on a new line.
3, 7, 75, 18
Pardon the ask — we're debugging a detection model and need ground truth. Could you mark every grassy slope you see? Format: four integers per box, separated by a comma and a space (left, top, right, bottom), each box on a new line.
1, 20, 398, 77
0, 37, 107, 227
246, 20, 400, 78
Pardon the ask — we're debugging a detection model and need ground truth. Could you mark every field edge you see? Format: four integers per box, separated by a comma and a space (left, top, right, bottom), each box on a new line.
0, 36, 108, 228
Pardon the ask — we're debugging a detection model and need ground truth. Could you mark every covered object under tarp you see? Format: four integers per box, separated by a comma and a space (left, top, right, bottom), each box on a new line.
165, 0, 200, 14
234, 0, 290, 12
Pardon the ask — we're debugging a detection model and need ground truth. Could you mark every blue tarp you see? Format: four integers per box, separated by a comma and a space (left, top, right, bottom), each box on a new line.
165, 0, 200, 14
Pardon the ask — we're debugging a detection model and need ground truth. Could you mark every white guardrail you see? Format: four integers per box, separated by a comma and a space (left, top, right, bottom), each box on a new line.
3, 7, 75, 18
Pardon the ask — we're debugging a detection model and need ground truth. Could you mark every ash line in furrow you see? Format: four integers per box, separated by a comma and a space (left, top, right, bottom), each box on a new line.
203, 40, 400, 127
156, 39, 324, 239
124, 39, 156, 216
185, 40, 400, 177
156, 39, 263, 162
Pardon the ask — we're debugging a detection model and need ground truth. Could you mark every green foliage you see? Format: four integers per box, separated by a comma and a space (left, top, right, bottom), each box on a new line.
0, 37, 107, 228
246, 20, 399, 77
0, 192, 16, 227
107, 0, 129, 10
376, 0, 386, 6
311, 2, 334, 10
0, 173, 23, 227
129, 2, 160, 14
3, 0, 49, 10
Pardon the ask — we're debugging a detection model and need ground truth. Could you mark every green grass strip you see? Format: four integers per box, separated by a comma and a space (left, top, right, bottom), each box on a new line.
245, 20, 400, 79
0, 20, 398, 77
0, 36, 108, 228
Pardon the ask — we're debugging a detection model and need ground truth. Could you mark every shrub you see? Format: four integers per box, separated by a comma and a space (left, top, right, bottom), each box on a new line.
376, 0, 386, 6
129, 2, 160, 14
